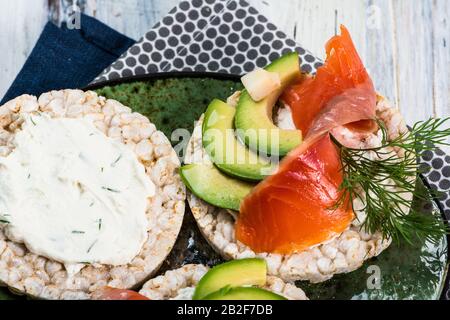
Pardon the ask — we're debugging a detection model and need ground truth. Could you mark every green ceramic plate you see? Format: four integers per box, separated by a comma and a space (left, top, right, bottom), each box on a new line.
0, 74, 447, 300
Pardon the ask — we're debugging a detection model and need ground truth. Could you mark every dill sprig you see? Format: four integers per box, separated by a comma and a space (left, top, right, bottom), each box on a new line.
111, 154, 122, 167
87, 240, 98, 253
332, 118, 450, 245
102, 186, 120, 193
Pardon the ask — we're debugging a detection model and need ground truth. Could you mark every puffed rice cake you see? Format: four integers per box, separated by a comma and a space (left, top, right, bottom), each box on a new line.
0, 90, 185, 299
137, 264, 308, 300
185, 93, 410, 283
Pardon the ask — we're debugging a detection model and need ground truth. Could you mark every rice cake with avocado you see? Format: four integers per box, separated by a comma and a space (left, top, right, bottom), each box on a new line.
0, 90, 185, 299
137, 264, 307, 300
184, 93, 409, 283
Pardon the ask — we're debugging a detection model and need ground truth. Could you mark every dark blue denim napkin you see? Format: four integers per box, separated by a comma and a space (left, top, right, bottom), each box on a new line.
1, 13, 135, 105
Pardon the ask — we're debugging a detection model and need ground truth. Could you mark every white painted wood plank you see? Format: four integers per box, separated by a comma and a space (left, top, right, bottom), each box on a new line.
363, 0, 398, 106
248, 0, 367, 59
0, 0, 48, 99
85, 0, 180, 40
392, 0, 435, 124
249, 0, 398, 109
432, 0, 450, 118
431, 0, 450, 154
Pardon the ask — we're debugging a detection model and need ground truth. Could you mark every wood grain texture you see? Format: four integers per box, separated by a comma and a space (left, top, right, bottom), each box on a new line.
363, 0, 398, 108
431, 0, 450, 119
431, 0, 450, 152
392, 0, 435, 123
248, 0, 449, 151
248, 0, 367, 59
248, 0, 442, 118
0, 0, 448, 132
0, 0, 48, 97
90, 0, 178, 40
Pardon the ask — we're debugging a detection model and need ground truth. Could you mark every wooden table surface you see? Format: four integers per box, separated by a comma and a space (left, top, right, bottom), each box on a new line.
0, 0, 448, 150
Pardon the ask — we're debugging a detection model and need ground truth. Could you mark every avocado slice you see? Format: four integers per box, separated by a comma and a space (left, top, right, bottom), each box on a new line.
235, 52, 303, 156
202, 99, 275, 181
193, 258, 267, 300
203, 287, 287, 300
180, 164, 253, 211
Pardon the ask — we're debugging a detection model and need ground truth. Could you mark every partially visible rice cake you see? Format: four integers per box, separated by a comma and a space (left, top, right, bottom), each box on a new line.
138, 264, 308, 300
185, 94, 409, 283
0, 90, 185, 299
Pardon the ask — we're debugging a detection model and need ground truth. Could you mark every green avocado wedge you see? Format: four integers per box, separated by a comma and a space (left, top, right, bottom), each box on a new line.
203, 287, 287, 301
193, 258, 268, 300
202, 99, 275, 181
180, 164, 254, 211
235, 52, 303, 157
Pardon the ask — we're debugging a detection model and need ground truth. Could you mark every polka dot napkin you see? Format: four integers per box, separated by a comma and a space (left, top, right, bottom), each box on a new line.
92, 0, 322, 83
92, 0, 450, 297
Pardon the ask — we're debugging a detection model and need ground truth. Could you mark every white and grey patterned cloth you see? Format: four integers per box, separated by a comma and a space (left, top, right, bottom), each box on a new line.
92, 0, 450, 297
92, 0, 322, 83
421, 148, 450, 218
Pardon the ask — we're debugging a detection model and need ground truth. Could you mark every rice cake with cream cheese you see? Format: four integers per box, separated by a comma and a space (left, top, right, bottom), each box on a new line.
0, 90, 185, 299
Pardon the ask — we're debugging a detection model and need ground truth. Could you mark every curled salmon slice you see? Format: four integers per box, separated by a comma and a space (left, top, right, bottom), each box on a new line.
236, 135, 353, 254
282, 25, 377, 140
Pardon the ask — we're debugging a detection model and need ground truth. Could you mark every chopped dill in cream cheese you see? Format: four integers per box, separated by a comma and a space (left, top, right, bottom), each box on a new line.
0, 115, 155, 265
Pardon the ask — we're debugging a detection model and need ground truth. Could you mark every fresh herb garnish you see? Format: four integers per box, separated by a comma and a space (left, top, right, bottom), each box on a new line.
30, 117, 36, 126
89, 202, 94, 207
98, 218, 102, 230
111, 154, 122, 167
332, 118, 450, 245
27, 174, 31, 179
72, 230, 85, 234
102, 187, 120, 193
87, 240, 98, 253
0, 219, 10, 224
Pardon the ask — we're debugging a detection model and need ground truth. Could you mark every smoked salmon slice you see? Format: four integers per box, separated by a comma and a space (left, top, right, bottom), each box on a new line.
282, 25, 377, 140
235, 26, 378, 254
236, 135, 353, 254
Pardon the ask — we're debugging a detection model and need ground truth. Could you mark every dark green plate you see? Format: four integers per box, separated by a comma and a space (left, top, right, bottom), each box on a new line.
1, 74, 447, 300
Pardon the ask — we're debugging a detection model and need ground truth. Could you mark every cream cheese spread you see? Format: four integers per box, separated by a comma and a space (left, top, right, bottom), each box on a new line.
0, 115, 154, 265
